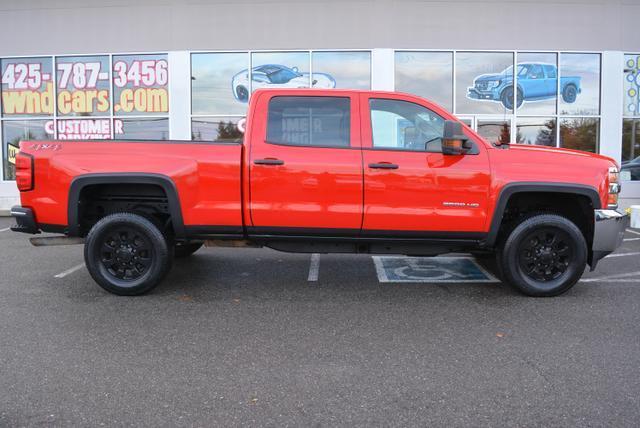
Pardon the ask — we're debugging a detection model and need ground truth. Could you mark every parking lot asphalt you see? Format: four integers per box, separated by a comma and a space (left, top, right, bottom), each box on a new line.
1, 216, 640, 427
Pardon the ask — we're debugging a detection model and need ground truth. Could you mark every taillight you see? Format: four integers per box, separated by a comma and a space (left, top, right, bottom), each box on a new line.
15, 152, 34, 191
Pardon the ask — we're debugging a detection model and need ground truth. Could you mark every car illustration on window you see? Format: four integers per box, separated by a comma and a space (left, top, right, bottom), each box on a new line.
467, 63, 581, 110
231, 64, 336, 102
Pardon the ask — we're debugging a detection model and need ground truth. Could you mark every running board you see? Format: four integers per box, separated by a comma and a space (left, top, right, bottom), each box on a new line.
30, 236, 85, 246
204, 239, 261, 248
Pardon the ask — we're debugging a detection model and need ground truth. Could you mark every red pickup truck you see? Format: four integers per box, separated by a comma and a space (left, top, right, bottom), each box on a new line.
11, 89, 628, 296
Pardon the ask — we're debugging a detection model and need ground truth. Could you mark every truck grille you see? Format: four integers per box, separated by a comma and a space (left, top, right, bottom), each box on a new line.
475, 81, 489, 91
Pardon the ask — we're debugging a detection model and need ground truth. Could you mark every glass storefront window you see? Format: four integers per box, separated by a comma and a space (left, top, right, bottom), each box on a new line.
250, 52, 310, 94
311, 51, 370, 90
191, 117, 244, 142
395, 51, 453, 111
456, 52, 514, 114
56, 55, 110, 116
516, 117, 556, 146
2, 120, 48, 180
1, 57, 54, 117
559, 117, 599, 153
476, 119, 511, 145
192, 52, 249, 114
559, 53, 600, 116
112, 54, 168, 116
117, 118, 169, 140
622, 118, 640, 163
515, 53, 557, 115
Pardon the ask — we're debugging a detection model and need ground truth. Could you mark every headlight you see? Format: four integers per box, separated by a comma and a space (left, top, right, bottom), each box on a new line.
608, 166, 620, 208
486, 80, 501, 89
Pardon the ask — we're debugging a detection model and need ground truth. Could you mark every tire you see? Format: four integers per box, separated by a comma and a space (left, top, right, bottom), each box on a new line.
174, 242, 203, 258
84, 212, 172, 296
497, 214, 587, 297
562, 84, 578, 103
500, 86, 523, 110
235, 86, 249, 102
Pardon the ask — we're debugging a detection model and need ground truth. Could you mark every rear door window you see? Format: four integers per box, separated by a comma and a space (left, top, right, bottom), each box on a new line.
266, 96, 350, 147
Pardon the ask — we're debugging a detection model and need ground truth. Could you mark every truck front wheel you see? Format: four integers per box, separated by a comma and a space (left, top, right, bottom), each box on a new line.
497, 214, 587, 297
500, 87, 523, 110
84, 213, 172, 296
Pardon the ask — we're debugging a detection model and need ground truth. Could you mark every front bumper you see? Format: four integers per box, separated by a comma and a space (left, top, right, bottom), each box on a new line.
467, 87, 498, 101
591, 209, 629, 268
10, 206, 39, 234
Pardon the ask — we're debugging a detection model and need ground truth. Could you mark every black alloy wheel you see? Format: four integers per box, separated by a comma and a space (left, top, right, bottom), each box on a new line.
100, 227, 153, 281
84, 212, 172, 295
517, 227, 574, 282
498, 213, 587, 297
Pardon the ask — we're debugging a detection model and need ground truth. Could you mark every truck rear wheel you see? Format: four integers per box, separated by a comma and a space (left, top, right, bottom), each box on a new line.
498, 214, 587, 297
84, 212, 172, 296
562, 84, 578, 103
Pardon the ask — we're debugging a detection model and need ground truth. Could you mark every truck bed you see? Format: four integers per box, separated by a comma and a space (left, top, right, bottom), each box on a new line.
18, 139, 244, 230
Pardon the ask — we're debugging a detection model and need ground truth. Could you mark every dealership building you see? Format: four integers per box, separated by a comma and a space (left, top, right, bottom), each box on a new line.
1, 0, 640, 211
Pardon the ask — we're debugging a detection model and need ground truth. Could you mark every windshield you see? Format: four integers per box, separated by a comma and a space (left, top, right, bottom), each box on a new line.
263, 67, 300, 84
502, 65, 524, 76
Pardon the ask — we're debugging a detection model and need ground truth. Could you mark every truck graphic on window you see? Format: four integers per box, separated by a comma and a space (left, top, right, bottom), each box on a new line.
231, 64, 336, 102
467, 63, 581, 110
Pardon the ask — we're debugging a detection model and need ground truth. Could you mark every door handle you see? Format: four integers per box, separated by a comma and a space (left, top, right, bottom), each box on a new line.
254, 158, 285, 166
368, 162, 399, 170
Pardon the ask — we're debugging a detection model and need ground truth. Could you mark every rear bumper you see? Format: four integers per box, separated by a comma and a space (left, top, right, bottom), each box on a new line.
591, 209, 629, 268
10, 206, 39, 234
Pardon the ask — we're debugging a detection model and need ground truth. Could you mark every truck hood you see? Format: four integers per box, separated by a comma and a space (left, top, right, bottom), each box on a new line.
475, 72, 509, 82
505, 143, 618, 167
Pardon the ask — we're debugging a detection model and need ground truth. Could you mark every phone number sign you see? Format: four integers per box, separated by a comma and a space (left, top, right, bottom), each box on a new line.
0, 54, 169, 117
112, 55, 168, 115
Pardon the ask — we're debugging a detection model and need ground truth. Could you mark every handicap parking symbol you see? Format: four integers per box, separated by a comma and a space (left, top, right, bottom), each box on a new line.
373, 256, 499, 283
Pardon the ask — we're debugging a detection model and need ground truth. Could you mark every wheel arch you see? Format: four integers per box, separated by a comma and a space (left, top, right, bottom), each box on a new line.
67, 173, 185, 238
485, 182, 601, 248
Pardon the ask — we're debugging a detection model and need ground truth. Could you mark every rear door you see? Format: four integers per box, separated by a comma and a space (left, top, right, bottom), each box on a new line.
248, 92, 363, 233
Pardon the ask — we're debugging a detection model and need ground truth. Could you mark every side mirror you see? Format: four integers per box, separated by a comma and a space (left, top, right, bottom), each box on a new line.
442, 120, 470, 155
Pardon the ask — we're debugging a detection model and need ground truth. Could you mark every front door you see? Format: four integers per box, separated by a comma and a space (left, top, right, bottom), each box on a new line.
361, 94, 491, 235
248, 93, 363, 233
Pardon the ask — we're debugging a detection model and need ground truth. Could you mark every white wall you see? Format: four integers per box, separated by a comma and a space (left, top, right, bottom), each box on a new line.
0, 0, 638, 55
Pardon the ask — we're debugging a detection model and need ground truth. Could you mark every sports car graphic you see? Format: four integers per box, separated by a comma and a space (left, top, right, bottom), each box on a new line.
232, 64, 336, 102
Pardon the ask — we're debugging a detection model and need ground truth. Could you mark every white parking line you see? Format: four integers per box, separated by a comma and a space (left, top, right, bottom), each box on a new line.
54, 263, 85, 278
581, 270, 640, 282
605, 251, 640, 259
0, 227, 10, 232
626, 229, 640, 236
307, 253, 320, 282
623, 238, 640, 242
